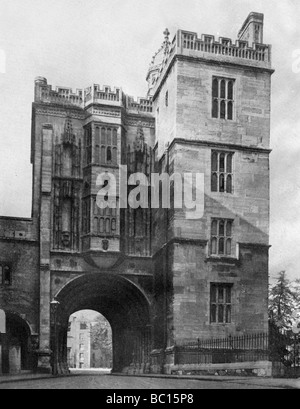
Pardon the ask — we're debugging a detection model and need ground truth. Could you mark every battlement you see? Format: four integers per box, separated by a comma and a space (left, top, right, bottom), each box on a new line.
148, 13, 273, 96
126, 95, 153, 114
34, 78, 153, 114
84, 84, 123, 107
34, 77, 84, 107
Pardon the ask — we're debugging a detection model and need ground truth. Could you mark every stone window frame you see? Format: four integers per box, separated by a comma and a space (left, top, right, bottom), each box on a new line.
0, 263, 12, 286
84, 126, 92, 165
93, 197, 118, 237
212, 76, 235, 120
210, 283, 233, 324
211, 151, 234, 194
96, 126, 118, 166
210, 218, 234, 257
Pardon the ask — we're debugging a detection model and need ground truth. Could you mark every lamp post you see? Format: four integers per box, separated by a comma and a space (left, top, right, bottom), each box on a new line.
50, 299, 60, 376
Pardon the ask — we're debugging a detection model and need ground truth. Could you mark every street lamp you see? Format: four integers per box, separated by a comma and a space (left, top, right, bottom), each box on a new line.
50, 299, 60, 376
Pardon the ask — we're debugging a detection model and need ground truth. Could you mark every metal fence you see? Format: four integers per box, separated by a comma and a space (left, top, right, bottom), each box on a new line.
174, 333, 270, 365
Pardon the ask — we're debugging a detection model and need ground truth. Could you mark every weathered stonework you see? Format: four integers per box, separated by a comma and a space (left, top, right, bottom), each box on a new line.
0, 12, 273, 375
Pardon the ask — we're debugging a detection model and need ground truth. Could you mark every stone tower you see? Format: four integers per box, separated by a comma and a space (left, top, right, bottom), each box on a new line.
0, 12, 273, 376
149, 13, 273, 370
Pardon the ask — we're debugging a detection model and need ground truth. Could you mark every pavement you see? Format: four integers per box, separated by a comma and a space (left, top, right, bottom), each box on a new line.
0, 369, 299, 389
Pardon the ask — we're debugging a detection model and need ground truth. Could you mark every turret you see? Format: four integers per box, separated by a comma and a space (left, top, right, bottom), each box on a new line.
238, 12, 264, 45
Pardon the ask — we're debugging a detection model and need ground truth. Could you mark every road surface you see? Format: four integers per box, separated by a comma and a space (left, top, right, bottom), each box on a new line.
0, 372, 286, 389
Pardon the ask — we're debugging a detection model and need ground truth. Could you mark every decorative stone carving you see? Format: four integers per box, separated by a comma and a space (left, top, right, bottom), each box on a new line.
53, 118, 82, 252
125, 124, 152, 257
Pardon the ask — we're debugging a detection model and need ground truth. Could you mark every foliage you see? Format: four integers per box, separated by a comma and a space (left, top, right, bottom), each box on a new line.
90, 315, 112, 367
269, 271, 300, 331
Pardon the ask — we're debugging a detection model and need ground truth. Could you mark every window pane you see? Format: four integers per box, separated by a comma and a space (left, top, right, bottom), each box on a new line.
212, 78, 219, 98
105, 218, 111, 233
226, 286, 232, 303
228, 101, 233, 120
226, 154, 232, 173
219, 238, 225, 254
226, 238, 232, 256
94, 217, 98, 233
211, 237, 217, 255
101, 128, 106, 144
226, 221, 232, 237
3, 266, 11, 285
99, 218, 104, 233
219, 174, 225, 192
218, 305, 224, 323
101, 146, 106, 164
112, 147, 117, 164
226, 175, 232, 193
211, 220, 218, 236
111, 218, 116, 231
107, 128, 112, 145
219, 154, 225, 172
211, 285, 217, 303
107, 147, 112, 162
212, 99, 218, 118
226, 306, 231, 323
95, 127, 100, 145
113, 129, 118, 146
220, 100, 226, 119
211, 304, 217, 323
228, 81, 233, 100
218, 287, 224, 303
221, 80, 226, 99
219, 220, 225, 236
211, 173, 218, 192
95, 146, 100, 164
212, 152, 218, 172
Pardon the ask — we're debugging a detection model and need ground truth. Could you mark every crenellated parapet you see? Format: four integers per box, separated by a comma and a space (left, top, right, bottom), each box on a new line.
34, 77, 84, 108
125, 95, 153, 114
84, 84, 123, 107
34, 77, 153, 115
147, 13, 273, 97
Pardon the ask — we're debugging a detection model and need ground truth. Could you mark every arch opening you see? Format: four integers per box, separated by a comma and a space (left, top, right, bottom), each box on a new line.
67, 310, 113, 372
0, 312, 33, 374
53, 274, 152, 374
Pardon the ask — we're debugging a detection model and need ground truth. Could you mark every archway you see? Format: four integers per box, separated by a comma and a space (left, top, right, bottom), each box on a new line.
1, 312, 32, 374
54, 274, 152, 374
67, 310, 113, 371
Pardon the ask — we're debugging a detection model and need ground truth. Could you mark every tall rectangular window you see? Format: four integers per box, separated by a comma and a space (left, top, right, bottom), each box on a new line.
100, 127, 118, 166
212, 77, 235, 120
211, 151, 233, 193
0, 264, 12, 286
84, 127, 92, 165
211, 219, 233, 256
210, 284, 232, 324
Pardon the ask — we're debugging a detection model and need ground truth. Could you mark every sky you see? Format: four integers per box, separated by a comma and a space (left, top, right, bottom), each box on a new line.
0, 0, 300, 282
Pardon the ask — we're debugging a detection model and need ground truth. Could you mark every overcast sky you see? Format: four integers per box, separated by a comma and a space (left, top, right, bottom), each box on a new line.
0, 0, 299, 282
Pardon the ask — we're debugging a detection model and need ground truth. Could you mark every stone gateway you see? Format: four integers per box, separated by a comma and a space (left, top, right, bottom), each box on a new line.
0, 12, 273, 375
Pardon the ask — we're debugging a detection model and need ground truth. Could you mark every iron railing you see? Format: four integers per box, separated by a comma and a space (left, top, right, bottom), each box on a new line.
174, 333, 270, 365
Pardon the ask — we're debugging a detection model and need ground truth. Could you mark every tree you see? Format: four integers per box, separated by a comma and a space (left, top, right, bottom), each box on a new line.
90, 315, 113, 368
269, 271, 299, 331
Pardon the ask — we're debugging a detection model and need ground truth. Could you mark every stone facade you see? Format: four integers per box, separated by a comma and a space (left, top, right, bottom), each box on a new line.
0, 12, 273, 375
